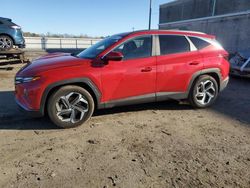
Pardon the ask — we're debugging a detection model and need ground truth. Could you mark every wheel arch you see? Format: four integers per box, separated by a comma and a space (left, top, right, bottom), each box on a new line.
188, 68, 222, 94
40, 78, 102, 116
0, 33, 15, 44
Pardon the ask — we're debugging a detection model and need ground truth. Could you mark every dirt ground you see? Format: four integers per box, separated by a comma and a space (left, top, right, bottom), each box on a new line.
0, 53, 250, 188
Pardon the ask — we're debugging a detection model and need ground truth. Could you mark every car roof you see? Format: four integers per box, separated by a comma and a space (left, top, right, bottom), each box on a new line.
128, 30, 215, 39
0, 17, 12, 22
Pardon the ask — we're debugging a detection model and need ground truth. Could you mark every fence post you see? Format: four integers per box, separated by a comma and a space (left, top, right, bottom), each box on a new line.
91, 40, 93, 46
76, 39, 78, 49
41, 37, 46, 50
60, 39, 62, 49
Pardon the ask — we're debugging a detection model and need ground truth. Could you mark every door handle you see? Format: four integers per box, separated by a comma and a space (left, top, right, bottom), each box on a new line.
141, 67, 152, 72
189, 61, 200, 65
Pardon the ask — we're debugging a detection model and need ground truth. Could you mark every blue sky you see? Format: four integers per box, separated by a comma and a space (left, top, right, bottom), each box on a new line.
1, 0, 172, 37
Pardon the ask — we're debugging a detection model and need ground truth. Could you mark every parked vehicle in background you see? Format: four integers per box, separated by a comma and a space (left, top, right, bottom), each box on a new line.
15, 30, 230, 128
0, 17, 25, 50
230, 51, 250, 78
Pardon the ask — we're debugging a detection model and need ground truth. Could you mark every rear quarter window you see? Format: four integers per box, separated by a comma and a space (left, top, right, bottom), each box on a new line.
189, 37, 211, 50
159, 35, 190, 55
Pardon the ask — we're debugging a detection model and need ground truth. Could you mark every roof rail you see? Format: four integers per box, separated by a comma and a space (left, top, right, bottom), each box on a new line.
165, 29, 206, 35
130, 29, 206, 35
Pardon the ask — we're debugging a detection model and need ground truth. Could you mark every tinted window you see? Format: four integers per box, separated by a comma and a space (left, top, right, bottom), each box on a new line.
189, 37, 211, 50
159, 35, 190, 55
114, 36, 152, 60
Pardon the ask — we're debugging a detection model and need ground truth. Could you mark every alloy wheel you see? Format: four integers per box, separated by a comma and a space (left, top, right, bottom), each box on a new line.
56, 92, 89, 123
0, 36, 13, 50
195, 80, 216, 105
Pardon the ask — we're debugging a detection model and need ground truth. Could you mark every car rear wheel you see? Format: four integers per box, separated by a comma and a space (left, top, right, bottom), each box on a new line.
189, 75, 218, 108
47, 86, 94, 128
0, 35, 13, 50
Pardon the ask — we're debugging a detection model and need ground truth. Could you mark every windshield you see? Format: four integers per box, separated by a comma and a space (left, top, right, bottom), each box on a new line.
77, 35, 125, 59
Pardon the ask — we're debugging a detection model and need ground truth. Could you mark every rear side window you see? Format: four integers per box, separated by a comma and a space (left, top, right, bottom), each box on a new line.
189, 37, 211, 50
159, 35, 190, 55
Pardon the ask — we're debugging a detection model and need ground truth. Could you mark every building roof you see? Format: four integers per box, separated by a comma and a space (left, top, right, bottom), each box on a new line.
160, 0, 190, 8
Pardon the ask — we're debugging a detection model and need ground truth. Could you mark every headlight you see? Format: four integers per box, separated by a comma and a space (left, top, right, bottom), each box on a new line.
15, 76, 40, 84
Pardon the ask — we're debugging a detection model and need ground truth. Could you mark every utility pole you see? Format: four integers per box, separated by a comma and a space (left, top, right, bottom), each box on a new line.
149, 0, 152, 30
212, 0, 217, 16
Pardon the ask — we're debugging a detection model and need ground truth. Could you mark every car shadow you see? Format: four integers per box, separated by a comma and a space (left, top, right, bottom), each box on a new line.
94, 100, 191, 117
0, 91, 57, 130
0, 91, 191, 130
211, 77, 250, 125
0, 77, 249, 130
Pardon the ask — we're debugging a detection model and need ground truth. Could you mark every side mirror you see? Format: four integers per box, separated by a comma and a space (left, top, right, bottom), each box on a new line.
103, 51, 123, 62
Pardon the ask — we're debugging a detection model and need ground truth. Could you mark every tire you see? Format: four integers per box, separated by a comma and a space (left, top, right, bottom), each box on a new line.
47, 85, 95, 128
0, 35, 14, 51
188, 75, 219, 108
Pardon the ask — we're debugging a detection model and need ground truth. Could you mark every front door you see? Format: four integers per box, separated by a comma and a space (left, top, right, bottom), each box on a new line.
100, 35, 157, 107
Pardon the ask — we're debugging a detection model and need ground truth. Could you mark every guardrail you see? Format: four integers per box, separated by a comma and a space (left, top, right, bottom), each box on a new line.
24, 37, 102, 49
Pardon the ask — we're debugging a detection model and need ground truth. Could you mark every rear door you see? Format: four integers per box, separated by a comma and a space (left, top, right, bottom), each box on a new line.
156, 35, 204, 99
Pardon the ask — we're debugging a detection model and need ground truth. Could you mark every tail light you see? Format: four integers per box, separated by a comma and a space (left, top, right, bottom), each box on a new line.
10, 25, 21, 29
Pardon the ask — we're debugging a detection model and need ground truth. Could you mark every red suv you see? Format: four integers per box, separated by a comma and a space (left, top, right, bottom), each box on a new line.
15, 30, 230, 128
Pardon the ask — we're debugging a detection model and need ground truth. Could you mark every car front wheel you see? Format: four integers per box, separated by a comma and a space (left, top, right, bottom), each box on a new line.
189, 75, 219, 108
47, 86, 94, 128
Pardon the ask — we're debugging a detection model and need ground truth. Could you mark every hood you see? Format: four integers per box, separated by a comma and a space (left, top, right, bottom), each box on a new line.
18, 53, 92, 76
35, 52, 71, 60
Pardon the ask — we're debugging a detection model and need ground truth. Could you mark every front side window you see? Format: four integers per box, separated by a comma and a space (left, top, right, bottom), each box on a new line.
159, 35, 190, 55
114, 35, 152, 60
77, 34, 126, 59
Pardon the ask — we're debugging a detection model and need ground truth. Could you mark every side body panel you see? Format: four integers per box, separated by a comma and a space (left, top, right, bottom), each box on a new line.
201, 47, 230, 80
100, 56, 157, 103
156, 51, 204, 93
15, 60, 102, 113
15, 30, 230, 116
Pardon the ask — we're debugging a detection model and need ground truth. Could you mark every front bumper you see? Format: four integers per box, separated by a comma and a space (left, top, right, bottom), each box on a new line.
15, 80, 44, 117
15, 97, 43, 117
